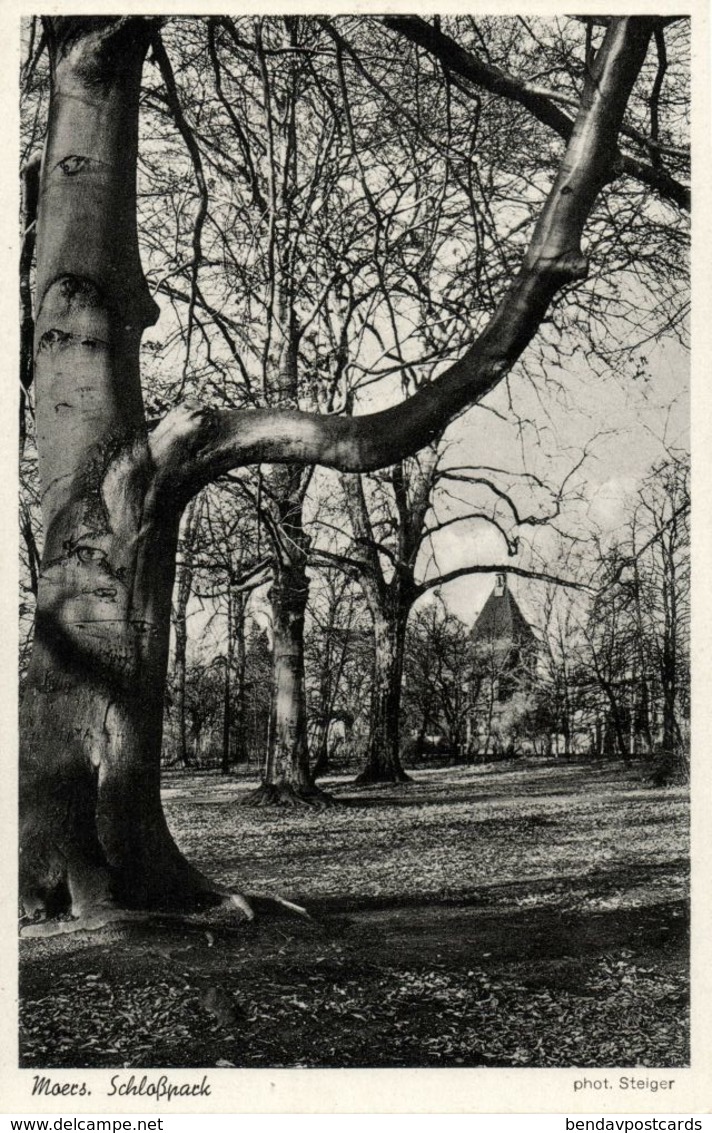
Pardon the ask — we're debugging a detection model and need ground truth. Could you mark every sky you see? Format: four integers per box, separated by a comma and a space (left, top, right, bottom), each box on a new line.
395, 332, 689, 630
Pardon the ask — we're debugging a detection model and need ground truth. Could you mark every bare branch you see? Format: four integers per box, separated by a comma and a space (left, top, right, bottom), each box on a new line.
418, 563, 592, 596
383, 15, 689, 211
151, 20, 657, 499
151, 30, 210, 396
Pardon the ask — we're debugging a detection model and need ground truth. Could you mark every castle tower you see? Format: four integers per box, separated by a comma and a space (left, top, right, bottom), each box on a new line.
468, 574, 537, 756
470, 573, 536, 666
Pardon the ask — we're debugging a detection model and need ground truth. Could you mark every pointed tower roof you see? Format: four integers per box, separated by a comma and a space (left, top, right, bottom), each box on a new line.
470, 574, 535, 648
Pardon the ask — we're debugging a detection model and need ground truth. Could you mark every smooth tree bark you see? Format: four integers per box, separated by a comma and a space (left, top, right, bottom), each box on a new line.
252, 557, 312, 802
20, 18, 227, 919
21, 15, 659, 920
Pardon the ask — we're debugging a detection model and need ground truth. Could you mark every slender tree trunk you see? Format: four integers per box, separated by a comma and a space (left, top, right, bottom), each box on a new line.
242, 460, 332, 804
310, 589, 351, 784
232, 590, 248, 765
221, 589, 234, 774
171, 499, 198, 768
20, 19, 222, 919
355, 610, 410, 785
267, 561, 313, 789
561, 713, 571, 757
172, 609, 190, 768
311, 722, 330, 781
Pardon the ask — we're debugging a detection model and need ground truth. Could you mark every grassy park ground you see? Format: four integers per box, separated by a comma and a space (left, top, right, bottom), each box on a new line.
19, 758, 689, 1069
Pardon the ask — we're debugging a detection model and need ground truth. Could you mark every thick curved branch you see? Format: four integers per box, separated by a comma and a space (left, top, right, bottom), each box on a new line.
151, 19, 655, 501
383, 15, 689, 212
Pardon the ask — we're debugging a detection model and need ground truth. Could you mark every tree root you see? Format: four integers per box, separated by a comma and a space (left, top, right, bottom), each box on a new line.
239, 781, 336, 808
223, 892, 255, 920
20, 888, 255, 939
18, 887, 316, 938
270, 894, 310, 919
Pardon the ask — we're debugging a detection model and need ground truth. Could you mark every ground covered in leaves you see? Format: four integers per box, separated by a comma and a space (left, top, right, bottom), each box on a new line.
20, 759, 689, 1069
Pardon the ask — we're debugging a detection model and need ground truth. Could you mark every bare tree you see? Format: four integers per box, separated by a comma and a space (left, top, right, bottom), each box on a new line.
402, 600, 473, 761
20, 16, 685, 924
583, 453, 690, 773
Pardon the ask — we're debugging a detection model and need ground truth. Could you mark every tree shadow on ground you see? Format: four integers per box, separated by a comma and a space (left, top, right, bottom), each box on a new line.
19, 893, 688, 1070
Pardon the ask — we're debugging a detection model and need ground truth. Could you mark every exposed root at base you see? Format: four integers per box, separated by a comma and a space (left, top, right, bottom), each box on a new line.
239, 782, 336, 809
20, 888, 255, 939
271, 894, 311, 919
223, 892, 255, 921
21, 907, 152, 939
18, 887, 316, 938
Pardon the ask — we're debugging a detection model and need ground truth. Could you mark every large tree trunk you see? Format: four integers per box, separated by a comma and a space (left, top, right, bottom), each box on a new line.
243, 467, 331, 806
355, 609, 410, 786
20, 19, 223, 920
242, 556, 330, 806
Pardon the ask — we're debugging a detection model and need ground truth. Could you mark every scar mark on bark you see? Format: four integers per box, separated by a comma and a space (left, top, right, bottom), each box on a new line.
38, 329, 74, 351
38, 329, 109, 353
130, 620, 157, 636
57, 276, 104, 307
56, 155, 90, 176
73, 618, 127, 626
93, 588, 118, 600
75, 545, 108, 565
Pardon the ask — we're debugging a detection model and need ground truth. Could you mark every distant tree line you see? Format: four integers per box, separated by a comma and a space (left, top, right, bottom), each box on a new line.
137, 451, 688, 780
